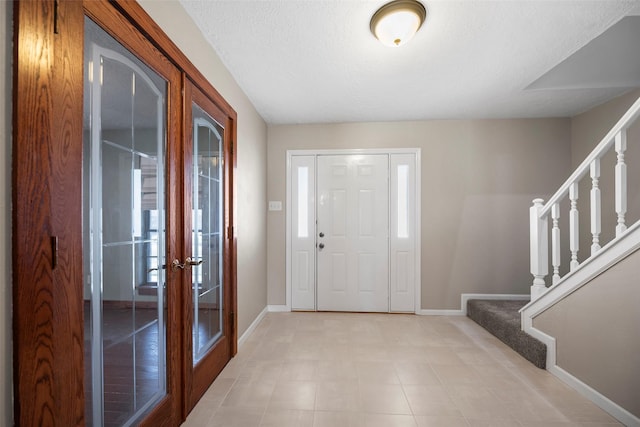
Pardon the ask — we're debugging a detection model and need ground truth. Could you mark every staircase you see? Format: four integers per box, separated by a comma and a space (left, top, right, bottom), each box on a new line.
468, 95, 640, 426
525, 95, 640, 426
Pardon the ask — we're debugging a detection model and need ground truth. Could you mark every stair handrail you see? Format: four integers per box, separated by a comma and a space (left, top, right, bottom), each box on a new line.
530, 95, 640, 301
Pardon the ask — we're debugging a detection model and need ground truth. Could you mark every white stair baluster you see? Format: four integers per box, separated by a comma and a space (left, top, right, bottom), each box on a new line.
569, 183, 579, 271
530, 198, 548, 301
551, 203, 561, 285
615, 130, 627, 236
590, 158, 601, 255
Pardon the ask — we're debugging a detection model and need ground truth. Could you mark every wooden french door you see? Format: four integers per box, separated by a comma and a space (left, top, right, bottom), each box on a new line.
182, 81, 234, 412
82, 6, 183, 426
13, 1, 237, 425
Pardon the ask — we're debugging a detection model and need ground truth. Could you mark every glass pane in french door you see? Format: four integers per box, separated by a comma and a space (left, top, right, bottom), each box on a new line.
192, 105, 224, 363
83, 17, 168, 426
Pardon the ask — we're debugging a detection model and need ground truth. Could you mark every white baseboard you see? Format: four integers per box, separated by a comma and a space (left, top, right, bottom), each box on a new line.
523, 320, 640, 427
238, 306, 268, 349
460, 293, 529, 316
549, 364, 640, 427
267, 305, 290, 312
417, 309, 464, 316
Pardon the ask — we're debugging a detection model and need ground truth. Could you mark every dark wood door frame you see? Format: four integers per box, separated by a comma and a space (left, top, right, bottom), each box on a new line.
12, 1, 237, 425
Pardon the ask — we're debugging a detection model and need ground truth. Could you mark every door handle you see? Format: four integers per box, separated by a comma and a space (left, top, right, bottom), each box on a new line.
185, 257, 204, 268
149, 260, 185, 273
170, 259, 185, 271
319, 232, 325, 238
318, 243, 325, 249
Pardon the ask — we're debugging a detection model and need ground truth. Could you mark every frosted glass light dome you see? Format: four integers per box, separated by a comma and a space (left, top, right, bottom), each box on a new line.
370, 0, 427, 47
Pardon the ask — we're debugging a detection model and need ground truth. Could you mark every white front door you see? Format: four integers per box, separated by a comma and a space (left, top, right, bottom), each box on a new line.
316, 155, 389, 312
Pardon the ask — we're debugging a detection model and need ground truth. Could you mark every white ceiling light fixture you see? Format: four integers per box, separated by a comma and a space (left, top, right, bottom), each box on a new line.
370, 0, 427, 47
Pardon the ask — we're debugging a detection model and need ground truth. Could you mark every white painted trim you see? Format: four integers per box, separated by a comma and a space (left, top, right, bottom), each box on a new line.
285, 148, 421, 313
520, 220, 640, 319
287, 148, 421, 156
267, 305, 290, 312
548, 365, 640, 427
522, 318, 640, 427
238, 306, 268, 349
460, 293, 529, 316
284, 155, 293, 311
519, 224, 640, 426
417, 309, 464, 316
415, 293, 529, 316
414, 150, 422, 314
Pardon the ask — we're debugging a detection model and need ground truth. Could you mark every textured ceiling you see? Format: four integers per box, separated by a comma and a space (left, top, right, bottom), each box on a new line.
179, 0, 640, 125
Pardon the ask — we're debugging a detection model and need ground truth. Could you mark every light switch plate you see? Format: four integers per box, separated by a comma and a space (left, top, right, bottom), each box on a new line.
268, 201, 282, 211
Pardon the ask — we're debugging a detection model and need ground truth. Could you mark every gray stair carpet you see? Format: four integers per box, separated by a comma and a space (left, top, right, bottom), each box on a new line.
467, 299, 546, 369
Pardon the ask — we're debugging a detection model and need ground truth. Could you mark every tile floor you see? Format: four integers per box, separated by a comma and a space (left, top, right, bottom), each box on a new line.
183, 312, 621, 426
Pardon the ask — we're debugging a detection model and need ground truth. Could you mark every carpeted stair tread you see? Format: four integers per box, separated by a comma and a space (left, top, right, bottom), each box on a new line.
467, 299, 546, 369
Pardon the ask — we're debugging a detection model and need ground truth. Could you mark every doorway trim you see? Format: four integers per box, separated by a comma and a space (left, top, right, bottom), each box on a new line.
285, 148, 422, 314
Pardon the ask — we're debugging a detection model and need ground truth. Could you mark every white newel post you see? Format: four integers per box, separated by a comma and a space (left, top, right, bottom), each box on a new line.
569, 183, 580, 271
551, 203, 561, 285
615, 130, 627, 237
530, 198, 548, 301
590, 158, 601, 255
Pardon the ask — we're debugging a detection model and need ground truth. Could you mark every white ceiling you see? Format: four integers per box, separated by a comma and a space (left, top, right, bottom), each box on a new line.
178, 0, 640, 125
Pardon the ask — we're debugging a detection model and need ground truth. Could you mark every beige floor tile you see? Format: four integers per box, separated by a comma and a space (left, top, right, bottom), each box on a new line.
312, 410, 362, 427
394, 362, 441, 385
259, 408, 314, 427
181, 402, 215, 426
268, 380, 317, 411
279, 360, 318, 381
472, 364, 526, 389
356, 360, 400, 384
319, 343, 353, 361
358, 383, 412, 415
455, 348, 500, 366
389, 346, 436, 363
554, 401, 621, 424
221, 380, 276, 410
517, 422, 616, 427
315, 381, 359, 412
236, 360, 283, 382
414, 415, 469, 427
361, 413, 417, 427
446, 385, 514, 421
205, 406, 264, 427
402, 384, 462, 416
431, 364, 485, 386
186, 313, 626, 427
464, 419, 518, 427
314, 360, 355, 379
199, 377, 236, 409
423, 347, 466, 365
351, 344, 391, 361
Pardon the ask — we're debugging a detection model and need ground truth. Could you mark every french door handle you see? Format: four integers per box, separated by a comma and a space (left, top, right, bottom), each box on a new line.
170, 259, 185, 271
148, 260, 184, 273
185, 257, 204, 267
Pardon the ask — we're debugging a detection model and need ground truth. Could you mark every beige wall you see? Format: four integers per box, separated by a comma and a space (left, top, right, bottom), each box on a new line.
139, 2, 269, 336
533, 248, 640, 418
1, 1, 12, 424
267, 119, 571, 309
571, 90, 640, 264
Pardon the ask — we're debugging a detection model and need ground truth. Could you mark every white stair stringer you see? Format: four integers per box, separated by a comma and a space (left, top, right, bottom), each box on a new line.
520, 221, 640, 427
